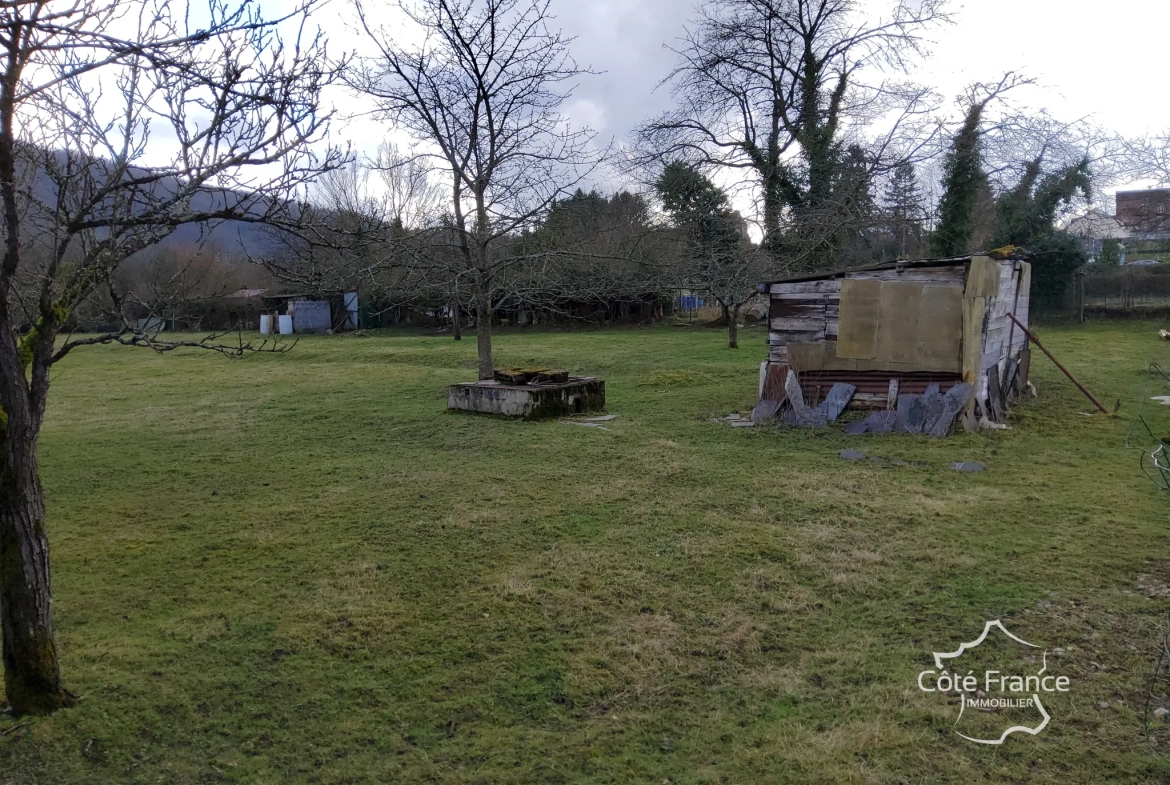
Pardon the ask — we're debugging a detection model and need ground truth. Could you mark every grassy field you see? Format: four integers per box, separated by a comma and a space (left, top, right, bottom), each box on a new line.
2, 320, 1170, 783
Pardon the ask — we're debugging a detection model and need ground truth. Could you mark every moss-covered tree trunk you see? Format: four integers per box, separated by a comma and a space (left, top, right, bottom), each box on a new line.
0, 418, 72, 715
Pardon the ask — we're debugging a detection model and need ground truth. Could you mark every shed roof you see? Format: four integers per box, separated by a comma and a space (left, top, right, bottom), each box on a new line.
758, 255, 975, 289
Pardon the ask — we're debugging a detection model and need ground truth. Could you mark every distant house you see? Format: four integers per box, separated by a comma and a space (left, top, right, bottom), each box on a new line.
1067, 190, 1170, 264
1116, 189, 1170, 236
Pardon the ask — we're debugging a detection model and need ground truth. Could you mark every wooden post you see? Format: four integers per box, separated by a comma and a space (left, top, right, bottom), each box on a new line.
1006, 312, 1108, 414
1075, 270, 1085, 323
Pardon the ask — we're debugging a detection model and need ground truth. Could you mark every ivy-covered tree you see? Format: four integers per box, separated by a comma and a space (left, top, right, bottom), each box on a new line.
637, 0, 946, 271
933, 99, 990, 256
933, 74, 1034, 257
992, 157, 1092, 311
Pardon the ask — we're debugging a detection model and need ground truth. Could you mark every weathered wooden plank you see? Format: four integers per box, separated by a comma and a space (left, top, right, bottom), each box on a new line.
770, 280, 842, 295
852, 392, 891, 407
771, 317, 825, 332
769, 329, 826, 345
848, 267, 966, 284
770, 293, 838, 304
769, 345, 788, 363
986, 365, 1005, 421
825, 319, 839, 338
771, 299, 827, 318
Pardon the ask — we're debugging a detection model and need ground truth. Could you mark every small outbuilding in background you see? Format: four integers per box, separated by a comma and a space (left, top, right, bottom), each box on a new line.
757, 254, 1033, 434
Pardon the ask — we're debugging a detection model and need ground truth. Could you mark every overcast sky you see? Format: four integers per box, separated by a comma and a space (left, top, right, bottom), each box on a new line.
299, 0, 1170, 200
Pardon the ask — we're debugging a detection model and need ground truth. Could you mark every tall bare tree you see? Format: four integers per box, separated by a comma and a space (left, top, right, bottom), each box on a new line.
0, 0, 339, 715
637, 0, 946, 270
348, 0, 601, 379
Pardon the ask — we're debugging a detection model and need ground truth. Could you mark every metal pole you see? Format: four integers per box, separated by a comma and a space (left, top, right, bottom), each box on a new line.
1075, 270, 1085, 323
1006, 312, 1109, 414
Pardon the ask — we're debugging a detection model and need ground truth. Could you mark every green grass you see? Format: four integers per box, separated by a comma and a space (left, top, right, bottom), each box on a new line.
3, 320, 1170, 783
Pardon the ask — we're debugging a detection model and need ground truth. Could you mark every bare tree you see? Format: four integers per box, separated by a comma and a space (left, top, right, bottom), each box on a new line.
348, 0, 601, 379
1125, 132, 1170, 188
636, 0, 946, 269
375, 142, 445, 233
373, 142, 463, 336
0, 0, 340, 715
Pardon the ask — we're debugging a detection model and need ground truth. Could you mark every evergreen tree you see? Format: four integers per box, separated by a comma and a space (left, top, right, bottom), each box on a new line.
655, 162, 743, 259
654, 162, 766, 348
883, 161, 925, 258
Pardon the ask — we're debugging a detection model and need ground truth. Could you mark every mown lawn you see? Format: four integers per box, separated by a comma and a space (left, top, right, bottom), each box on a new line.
2, 320, 1170, 783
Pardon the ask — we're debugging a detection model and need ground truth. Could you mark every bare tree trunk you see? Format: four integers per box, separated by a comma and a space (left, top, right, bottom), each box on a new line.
452, 296, 462, 341
475, 274, 493, 380
0, 420, 72, 715
727, 303, 740, 349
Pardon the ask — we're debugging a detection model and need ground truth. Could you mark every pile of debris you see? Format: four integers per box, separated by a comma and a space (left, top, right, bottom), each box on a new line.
752, 370, 974, 438
493, 367, 570, 385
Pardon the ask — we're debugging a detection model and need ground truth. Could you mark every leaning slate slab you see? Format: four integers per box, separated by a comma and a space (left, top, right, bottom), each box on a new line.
922, 383, 944, 433
815, 383, 857, 422
752, 399, 782, 422
863, 410, 898, 433
783, 370, 827, 427
844, 420, 870, 436
928, 383, 974, 438
896, 394, 928, 434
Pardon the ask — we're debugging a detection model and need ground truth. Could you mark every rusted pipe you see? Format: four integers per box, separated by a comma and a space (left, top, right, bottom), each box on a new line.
1006, 312, 1109, 414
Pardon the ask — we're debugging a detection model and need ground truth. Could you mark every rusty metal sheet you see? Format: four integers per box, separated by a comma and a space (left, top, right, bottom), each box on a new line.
836, 278, 881, 360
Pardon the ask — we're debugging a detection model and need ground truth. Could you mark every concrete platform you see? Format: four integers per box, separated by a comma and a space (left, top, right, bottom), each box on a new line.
447, 377, 605, 419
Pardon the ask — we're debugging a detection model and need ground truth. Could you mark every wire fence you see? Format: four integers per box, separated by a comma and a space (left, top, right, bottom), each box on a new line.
1067, 265, 1170, 320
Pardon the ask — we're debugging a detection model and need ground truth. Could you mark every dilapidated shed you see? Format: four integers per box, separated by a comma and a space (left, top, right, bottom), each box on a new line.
758, 254, 1033, 429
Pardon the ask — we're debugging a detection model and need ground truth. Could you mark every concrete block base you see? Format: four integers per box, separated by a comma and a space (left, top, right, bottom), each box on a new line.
447, 377, 605, 419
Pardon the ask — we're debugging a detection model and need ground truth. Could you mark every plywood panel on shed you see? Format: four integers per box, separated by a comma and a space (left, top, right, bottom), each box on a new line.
835, 278, 963, 372
965, 256, 1000, 298
961, 295, 986, 385
874, 281, 923, 364
916, 285, 964, 371
836, 278, 882, 359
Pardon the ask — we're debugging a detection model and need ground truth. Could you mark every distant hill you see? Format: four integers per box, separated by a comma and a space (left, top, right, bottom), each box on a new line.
20, 147, 296, 260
